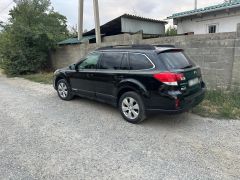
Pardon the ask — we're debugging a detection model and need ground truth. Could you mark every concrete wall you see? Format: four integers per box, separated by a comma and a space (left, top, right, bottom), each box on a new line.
50, 24, 240, 90
50, 33, 142, 69
175, 9, 240, 34
231, 24, 240, 89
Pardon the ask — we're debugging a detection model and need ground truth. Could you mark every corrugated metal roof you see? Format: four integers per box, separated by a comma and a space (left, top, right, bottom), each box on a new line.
58, 35, 96, 45
122, 14, 167, 24
168, 0, 240, 19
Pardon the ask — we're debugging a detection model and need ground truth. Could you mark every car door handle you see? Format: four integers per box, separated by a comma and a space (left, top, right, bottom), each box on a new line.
87, 74, 94, 78
115, 75, 124, 80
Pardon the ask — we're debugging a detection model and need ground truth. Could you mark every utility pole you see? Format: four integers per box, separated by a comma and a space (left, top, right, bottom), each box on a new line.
93, 0, 101, 44
78, 0, 84, 40
194, 0, 197, 10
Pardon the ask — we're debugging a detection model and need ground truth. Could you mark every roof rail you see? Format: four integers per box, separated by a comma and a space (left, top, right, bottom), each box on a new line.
97, 44, 156, 50
154, 44, 176, 48
97, 44, 176, 51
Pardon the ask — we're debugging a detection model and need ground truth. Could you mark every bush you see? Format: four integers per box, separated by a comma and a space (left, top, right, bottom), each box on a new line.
166, 26, 177, 36
0, 0, 68, 75
1, 30, 51, 75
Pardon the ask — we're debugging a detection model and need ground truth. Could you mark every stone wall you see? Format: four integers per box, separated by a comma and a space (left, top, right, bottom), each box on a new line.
50, 33, 142, 69
50, 24, 240, 90
231, 24, 240, 90
140, 32, 237, 89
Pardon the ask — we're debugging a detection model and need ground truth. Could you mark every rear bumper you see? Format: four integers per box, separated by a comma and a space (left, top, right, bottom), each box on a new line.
146, 87, 206, 114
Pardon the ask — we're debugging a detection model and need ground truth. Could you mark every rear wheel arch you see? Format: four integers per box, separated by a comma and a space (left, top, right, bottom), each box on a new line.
117, 80, 149, 103
117, 86, 137, 104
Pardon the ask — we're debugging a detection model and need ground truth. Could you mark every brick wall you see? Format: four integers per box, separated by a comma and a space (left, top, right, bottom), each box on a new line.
50, 24, 240, 90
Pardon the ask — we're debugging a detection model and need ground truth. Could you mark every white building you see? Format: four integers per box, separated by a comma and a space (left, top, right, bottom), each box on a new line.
168, 0, 240, 34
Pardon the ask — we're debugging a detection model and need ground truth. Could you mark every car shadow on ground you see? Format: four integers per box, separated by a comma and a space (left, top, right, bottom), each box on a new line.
70, 96, 194, 128
142, 113, 193, 128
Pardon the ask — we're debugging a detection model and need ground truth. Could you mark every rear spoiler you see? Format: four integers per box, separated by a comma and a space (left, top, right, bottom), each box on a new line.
156, 48, 184, 54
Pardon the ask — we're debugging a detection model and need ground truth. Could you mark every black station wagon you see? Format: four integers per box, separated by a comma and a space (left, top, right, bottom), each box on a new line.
53, 44, 206, 124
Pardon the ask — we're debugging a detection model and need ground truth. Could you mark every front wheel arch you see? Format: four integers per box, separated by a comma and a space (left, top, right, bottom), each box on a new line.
55, 74, 71, 90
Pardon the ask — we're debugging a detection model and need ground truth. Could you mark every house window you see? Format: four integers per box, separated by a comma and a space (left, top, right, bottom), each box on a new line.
208, 25, 217, 34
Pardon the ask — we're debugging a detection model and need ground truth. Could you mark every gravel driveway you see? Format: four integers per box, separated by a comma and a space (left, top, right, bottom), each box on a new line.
0, 74, 239, 180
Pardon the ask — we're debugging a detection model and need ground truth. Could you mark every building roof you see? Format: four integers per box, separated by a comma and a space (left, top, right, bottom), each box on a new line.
168, 0, 240, 19
84, 14, 167, 36
121, 14, 167, 24
58, 35, 96, 45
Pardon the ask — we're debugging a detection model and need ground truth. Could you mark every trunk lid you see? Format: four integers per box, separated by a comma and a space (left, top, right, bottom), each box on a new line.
173, 67, 202, 96
157, 50, 203, 96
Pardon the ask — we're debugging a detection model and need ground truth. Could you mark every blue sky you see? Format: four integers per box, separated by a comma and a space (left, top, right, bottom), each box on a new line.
1, 0, 222, 30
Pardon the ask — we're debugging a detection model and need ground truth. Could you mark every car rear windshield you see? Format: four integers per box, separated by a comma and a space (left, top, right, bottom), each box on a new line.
158, 51, 195, 70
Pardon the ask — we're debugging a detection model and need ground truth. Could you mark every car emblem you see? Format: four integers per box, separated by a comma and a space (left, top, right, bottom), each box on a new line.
194, 71, 197, 75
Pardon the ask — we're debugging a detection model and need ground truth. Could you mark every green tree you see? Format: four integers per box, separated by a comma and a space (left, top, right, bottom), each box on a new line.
166, 26, 177, 36
69, 25, 78, 38
0, 0, 69, 75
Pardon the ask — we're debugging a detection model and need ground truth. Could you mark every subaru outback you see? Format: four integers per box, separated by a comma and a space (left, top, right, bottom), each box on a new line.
53, 44, 206, 124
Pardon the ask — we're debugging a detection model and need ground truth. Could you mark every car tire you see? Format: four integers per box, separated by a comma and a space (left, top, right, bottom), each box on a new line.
119, 91, 146, 124
57, 79, 74, 101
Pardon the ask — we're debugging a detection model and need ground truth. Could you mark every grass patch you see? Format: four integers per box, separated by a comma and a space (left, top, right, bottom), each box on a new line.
19, 72, 53, 84
192, 90, 240, 120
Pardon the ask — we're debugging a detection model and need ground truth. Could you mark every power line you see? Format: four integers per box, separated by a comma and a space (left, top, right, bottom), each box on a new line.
0, 1, 14, 14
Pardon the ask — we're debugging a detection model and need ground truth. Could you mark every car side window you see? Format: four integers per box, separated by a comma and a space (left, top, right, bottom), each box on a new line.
129, 53, 153, 70
77, 53, 101, 70
99, 52, 123, 70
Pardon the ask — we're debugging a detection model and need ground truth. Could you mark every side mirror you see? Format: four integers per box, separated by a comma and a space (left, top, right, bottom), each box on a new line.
69, 64, 76, 70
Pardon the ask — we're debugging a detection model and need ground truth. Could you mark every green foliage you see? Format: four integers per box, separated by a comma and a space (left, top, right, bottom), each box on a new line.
19, 72, 53, 84
166, 26, 177, 36
69, 25, 78, 38
192, 90, 240, 119
0, 0, 69, 75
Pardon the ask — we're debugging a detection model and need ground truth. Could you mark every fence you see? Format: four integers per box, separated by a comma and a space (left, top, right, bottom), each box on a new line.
50, 24, 240, 90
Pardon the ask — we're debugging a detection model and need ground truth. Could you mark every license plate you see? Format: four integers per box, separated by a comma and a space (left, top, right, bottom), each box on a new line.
189, 78, 199, 87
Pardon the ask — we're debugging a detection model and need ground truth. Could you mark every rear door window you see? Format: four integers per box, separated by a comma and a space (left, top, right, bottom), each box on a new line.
99, 52, 123, 70
129, 53, 153, 70
158, 51, 195, 70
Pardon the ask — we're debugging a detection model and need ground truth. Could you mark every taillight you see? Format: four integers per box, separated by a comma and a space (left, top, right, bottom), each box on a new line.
153, 72, 185, 86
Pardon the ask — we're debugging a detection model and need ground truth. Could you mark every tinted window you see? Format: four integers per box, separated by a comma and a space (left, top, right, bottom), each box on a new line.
100, 53, 123, 70
77, 53, 101, 70
158, 51, 195, 70
129, 53, 153, 70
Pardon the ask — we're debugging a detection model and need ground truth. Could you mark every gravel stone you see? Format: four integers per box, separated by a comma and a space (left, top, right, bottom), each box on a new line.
0, 74, 239, 180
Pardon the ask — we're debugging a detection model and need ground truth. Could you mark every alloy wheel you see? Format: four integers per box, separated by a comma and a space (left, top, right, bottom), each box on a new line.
58, 82, 68, 98
122, 97, 140, 120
